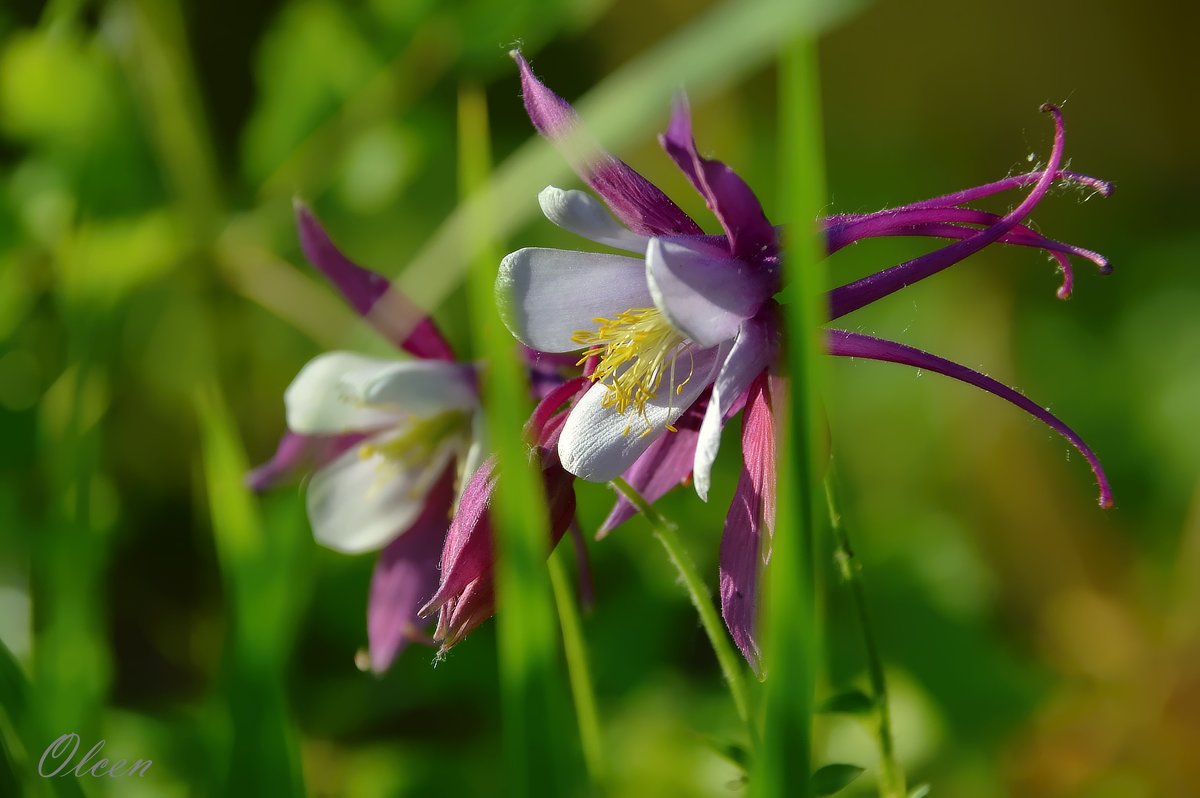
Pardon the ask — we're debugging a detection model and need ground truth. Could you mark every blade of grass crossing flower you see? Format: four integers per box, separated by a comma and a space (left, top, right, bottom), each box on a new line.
458, 82, 573, 797
547, 546, 607, 790
825, 470, 905, 798
753, 36, 828, 798
196, 383, 305, 798
609, 478, 757, 748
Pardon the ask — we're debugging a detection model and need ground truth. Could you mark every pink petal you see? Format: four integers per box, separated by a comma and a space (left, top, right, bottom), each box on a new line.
719, 373, 777, 673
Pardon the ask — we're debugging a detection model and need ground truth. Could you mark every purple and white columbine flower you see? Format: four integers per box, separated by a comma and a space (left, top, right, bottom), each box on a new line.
249, 203, 483, 672
498, 54, 1113, 669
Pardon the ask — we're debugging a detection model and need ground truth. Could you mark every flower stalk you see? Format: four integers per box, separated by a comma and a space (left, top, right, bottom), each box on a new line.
825, 473, 904, 798
610, 477, 758, 749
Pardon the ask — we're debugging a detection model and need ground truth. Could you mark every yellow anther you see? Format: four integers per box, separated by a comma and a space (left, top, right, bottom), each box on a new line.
367, 410, 470, 466
571, 308, 694, 435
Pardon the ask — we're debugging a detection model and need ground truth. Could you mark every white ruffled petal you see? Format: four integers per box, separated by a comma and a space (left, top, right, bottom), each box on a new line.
307, 435, 455, 554
285, 352, 403, 435
496, 247, 652, 352
558, 342, 729, 482
342, 359, 477, 416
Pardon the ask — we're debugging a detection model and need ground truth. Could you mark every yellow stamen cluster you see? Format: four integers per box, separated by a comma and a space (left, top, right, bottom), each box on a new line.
571, 307, 692, 434
358, 409, 469, 466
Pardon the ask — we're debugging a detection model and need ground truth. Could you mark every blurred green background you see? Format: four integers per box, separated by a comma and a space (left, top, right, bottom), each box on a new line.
2, 0, 1198, 796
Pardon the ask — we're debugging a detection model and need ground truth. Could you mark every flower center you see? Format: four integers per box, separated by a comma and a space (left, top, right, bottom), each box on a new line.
571, 307, 692, 434
358, 409, 469, 467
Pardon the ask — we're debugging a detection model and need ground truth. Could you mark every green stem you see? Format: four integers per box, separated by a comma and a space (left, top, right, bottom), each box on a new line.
824, 475, 904, 798
609, 478, 757, 749
548, 547, 607, 791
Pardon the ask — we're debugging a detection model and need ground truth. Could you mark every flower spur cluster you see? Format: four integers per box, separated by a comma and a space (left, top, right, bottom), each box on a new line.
252, 52, 1114, 672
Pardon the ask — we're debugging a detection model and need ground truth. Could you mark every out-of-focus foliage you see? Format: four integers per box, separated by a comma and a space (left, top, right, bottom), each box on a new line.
0, 0, 1197, 796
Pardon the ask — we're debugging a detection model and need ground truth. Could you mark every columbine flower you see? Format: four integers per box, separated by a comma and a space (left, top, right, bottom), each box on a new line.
497, 54, 1113, 669
499, 52, 782, 508
249, 203, 483, 672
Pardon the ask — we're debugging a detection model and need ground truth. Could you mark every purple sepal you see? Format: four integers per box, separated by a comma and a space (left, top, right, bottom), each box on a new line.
511, 51, 703, 239
826, 206, 1111, 300
886, 168, 1113, 213
567, 519, 595, 611
365, 465, 455, 672
244, 430, 366, 493
659, 95, 777, 261
294, 201, 455, 361
719, 373, 776, 673
826, 329, 1113, 508
523, 346, 579, 399
828, 105, 1069, 320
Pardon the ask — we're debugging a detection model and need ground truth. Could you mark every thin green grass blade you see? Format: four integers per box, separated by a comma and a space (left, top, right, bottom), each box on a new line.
195, 383, 306, 798
0, 639, 85, 798
34, 350, 111, 743
752, 35, 829, 798
547, 545, 607, 790
458, 82, 572, 798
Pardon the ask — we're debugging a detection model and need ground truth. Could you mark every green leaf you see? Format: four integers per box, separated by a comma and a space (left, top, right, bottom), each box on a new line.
909, 784, 932, 798
811, 764, 865, 796
818, 689, 877, 716
707, 738, 751, 773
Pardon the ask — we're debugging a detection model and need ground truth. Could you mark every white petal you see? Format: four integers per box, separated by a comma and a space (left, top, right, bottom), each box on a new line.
558, 342, 729, 482
285, 352, 403, 435
307, 435, 455, 554
341, 360, 477, 416
693, 319, 772, 500
496, 247, 652, 352
538, 186, 650, 253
